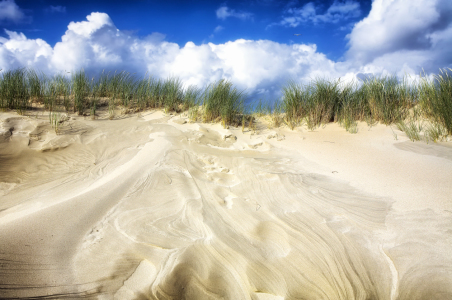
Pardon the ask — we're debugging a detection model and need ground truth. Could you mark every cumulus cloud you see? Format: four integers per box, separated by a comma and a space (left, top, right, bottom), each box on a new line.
346, 0, 452, 74
216, 6, 253, 21
280, 0, 361, 27
169, 39, 340, 95
1, 4, 451, 103
0, 30, 52, 71
0, 12, 340, 100
0, 0, 31, 24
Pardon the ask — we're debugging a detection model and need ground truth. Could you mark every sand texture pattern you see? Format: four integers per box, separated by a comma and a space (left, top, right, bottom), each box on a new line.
0, 111, 451, 299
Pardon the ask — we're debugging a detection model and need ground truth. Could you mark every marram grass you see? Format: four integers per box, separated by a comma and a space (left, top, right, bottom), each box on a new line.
202, 79, 246, 127
419, 68, 452, 135
0, 67, 451, 142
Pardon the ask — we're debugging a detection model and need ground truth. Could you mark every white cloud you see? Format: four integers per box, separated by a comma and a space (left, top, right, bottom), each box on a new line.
0, 30, 52, 71
66, 12, 115, 37
46, 5, 66, 13
0, 0, 30, 24
346, 0, 452, 74
166, 39, 340, 96
280, 0, 361, 27
216, 6, 253, 21
0, 12, 340, 100
209, 26, 224, 39
328, 0, 361, 18
1, 5, 451, 103
214, 25, 224, 33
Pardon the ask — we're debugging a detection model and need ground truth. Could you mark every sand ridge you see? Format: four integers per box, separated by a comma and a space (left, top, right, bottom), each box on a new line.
0, 110, 451, 299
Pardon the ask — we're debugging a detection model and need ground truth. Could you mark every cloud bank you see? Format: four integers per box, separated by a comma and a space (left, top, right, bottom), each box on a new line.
346, 0, 452, 74
0, 0, 30, 24
0, 0, 451, 101
0, 12, 340, 99
281, 0, 361, 27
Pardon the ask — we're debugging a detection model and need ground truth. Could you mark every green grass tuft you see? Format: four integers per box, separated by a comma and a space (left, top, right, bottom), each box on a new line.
419, 68, 452, 135
202, 79, 246, 127
0, 67, 450, 143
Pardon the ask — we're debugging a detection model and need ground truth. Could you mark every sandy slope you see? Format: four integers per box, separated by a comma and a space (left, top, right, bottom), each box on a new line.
0, 109, 451, 299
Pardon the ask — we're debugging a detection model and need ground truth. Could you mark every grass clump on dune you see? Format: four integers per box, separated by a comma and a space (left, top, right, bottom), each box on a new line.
363, 75, 415, 125
28, 69, 46, 104
281, 74, 421, 133
282, 78, 345, 130
0, 68, 29, 113
337, 81, 364, 133
202, 79, 246, 127
161, 77, 185, 113
419, 68, 452, 136
0, 66, 450, 142
184, 85, 204, 122
306, 78, 341, 128
392, 69, 451, 142
72, 70, 90, 115
281, 80, 308, 129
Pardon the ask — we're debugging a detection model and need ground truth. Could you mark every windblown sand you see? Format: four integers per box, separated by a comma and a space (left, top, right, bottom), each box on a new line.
0, 109, 451, 299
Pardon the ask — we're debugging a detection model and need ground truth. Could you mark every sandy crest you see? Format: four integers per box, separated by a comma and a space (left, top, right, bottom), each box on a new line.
0, 110, 451, 299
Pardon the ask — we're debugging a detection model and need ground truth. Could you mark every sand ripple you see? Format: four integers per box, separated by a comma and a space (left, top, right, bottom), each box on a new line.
0, 113, 451, 299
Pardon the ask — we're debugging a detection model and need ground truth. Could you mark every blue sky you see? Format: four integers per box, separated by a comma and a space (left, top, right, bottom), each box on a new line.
4, 0, 372, 61
1, 0, 452, 100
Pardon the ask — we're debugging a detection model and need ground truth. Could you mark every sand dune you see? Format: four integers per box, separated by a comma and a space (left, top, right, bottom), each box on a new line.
0, 110, 451, 299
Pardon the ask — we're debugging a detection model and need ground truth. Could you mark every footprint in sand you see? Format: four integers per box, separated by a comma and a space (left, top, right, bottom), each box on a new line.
248, 142, 263, 149
223, 194, 235, 209
82, 220, 107, 249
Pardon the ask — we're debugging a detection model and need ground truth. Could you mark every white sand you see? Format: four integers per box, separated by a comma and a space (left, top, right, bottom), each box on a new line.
0, 110, 451, 299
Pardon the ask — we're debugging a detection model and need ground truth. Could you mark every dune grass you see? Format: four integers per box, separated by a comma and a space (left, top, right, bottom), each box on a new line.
282, 78, 363, 131
72, 70, 90, 115
336, 81, 363, 133
49, 111, 62, 134
281, 80, 307, 129
28, 69, 46, 104
365, 75, 415, 124
202, 79, 246, 127
0, 68, 29, 114
0, 67, 451, 142
418, 68, 452, 136
281, 75, 419, 132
